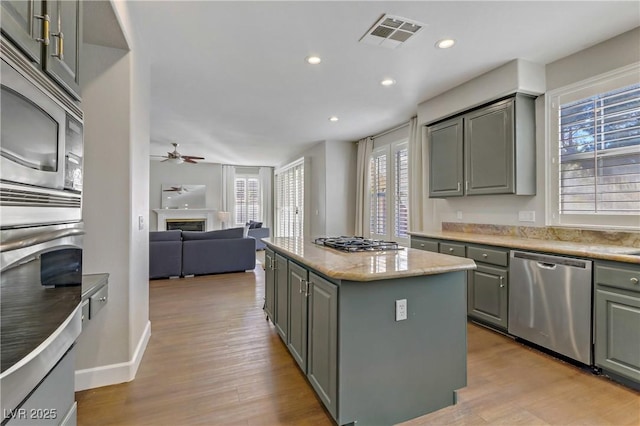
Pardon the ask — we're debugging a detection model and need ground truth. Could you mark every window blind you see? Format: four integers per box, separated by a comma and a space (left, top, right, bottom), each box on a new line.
275, 160, 304, 237
234, 177, 260, 225
559, 83, 640, 215
369, 152, 387, 236
394, 146, 409, 238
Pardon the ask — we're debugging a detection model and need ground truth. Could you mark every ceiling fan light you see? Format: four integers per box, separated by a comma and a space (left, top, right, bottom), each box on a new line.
169, 157, 184, 164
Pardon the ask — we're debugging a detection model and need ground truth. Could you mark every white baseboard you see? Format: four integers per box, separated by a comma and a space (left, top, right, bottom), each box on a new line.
75, 320, 151, 391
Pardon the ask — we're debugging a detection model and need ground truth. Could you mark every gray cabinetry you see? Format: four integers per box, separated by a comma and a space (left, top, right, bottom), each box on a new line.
1, 0, 81, 100
287, 261, 309, 371
1, 0, 44, 63
427, 94, 536, 198
274, 253, 289, 341
594, 261, 640, 384
43, 0, 81, 99
410, 236, 439, 253
428, 117, 464, 197
307, 273, 338, 419
263, 248, 275, 322
439, 241, 466, 258
468, 263, 508, 330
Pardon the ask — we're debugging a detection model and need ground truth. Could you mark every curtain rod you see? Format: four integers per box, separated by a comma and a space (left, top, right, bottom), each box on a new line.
367, 115, 417, 140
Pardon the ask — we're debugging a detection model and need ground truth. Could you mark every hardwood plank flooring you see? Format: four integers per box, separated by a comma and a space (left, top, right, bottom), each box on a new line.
76, 265, 640, 425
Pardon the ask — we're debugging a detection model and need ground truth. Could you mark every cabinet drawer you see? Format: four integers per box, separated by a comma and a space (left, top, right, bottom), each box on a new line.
439, 242, 466, 257
467, 245, 509, 267
411, 237, 439, 253
595, 262, 640, 294
89, 285, 109, 319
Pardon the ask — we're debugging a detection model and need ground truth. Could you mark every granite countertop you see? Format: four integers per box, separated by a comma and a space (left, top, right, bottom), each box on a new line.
82, 273, 109, 300
410, 230, 640, 264
263, 237, 476, 281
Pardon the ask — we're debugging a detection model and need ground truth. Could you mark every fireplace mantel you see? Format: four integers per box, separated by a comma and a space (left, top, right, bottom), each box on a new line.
153, 209, 218, 231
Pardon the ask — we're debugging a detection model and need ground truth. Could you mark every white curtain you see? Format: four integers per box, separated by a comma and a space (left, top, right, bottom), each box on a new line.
259, 166, 273, 229
221, 165, 236, 223
408, 117, 424, 231
355, 137, 373, 237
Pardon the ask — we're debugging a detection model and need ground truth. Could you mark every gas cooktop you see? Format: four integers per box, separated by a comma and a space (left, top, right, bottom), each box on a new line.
314, 236, 401, 252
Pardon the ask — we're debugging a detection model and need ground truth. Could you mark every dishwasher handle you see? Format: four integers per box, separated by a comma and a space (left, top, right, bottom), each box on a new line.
537, 262, 557, 270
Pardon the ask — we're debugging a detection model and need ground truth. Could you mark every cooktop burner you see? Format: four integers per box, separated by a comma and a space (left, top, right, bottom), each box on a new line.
314, 236, 401, 252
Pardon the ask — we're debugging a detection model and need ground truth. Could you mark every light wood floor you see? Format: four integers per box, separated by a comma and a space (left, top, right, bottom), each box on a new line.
76, 264, 640, 425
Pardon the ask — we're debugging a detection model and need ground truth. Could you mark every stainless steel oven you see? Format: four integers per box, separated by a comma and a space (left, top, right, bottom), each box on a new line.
0, 222, 83, 422
0, 54, 83, 228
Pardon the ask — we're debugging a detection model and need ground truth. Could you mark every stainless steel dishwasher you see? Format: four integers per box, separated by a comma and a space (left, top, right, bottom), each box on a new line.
509, 251, 593, 365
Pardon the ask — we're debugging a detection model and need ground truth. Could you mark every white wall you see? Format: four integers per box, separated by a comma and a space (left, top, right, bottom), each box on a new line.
149, 161, 223, 230
76, 0, 151, 390
417, 28, 639, 231
278, 140, 356, 239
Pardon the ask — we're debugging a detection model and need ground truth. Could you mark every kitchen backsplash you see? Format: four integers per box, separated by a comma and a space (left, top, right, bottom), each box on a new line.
442, 222, 640, 248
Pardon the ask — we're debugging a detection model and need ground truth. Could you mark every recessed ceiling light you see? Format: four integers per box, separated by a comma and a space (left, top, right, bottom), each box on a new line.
306, 55, 322, 65
435, 38, 456, 49
381, 78, 396, 86
329, 116, 339, 122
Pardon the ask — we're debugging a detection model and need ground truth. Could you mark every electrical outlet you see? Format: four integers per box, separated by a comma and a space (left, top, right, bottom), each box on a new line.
456, 210, 463, 220
395, 299, 407, 321
518, 211, 535, 222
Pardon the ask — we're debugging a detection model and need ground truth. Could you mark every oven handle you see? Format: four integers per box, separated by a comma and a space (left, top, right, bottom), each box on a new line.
0, 228, 85, 253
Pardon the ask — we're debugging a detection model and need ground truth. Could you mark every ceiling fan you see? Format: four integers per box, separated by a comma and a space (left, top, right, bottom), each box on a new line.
152, 143, 205, 164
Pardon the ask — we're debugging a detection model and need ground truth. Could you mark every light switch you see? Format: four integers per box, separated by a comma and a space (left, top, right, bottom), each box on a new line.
138, 215, 144, 230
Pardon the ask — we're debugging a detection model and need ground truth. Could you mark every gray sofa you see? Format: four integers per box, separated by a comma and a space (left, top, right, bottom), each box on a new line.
149, 228, 256, 279
248, 227, 270, 250
149, 230, 182, 279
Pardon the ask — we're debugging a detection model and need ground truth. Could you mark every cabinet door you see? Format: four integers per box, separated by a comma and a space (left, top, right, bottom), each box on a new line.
264, 249, 275, 322
287, 261, 308, 372
464, 99, 515, 195
468, 264, 508, 330
307, 273, 338, 419
1, 0, 44, 63
274, 253, 289, 341
595, 288, 640, 382
43, 0, 81, 99
428, 117, 464, 197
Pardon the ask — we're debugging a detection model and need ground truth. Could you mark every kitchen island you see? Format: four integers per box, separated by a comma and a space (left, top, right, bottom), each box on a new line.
262, 237, 476, 425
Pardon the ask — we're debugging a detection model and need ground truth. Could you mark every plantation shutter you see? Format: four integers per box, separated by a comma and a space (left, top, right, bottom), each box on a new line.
275, 160, 304, 237
559, 83, 640, 215
394, 146, 409, 238
234, 178, 246, 225
369, 151, 387, 236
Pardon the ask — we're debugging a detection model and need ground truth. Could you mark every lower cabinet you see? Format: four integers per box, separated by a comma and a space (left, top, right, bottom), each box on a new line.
307, 273, 338, 419
274, 253, 289, 341
287, 261, 308, 371
467, 264, 509, 330
264, 248, 275, 322
594, 261, 640, 384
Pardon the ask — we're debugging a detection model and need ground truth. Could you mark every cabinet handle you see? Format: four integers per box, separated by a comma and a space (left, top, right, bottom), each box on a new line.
52, 31, 64, 60
299, 279, 303, 294
34, 14, 50, 46
305, 280, 310, 297
99, 296, 107, 302
499, 276, 505, 288
457, 182, 461, 192
631, 277, 639, 285
465, 181, 469, 191
449, 247, 455, 252
420, 243, 425, 247
482, 253, 488, 258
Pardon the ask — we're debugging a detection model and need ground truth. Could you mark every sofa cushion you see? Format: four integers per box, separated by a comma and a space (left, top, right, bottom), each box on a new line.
182, 227, 244, 241
150, 230, 182, 242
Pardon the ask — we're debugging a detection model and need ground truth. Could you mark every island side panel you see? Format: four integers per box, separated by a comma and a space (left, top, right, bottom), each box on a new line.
337, 271, 467, 426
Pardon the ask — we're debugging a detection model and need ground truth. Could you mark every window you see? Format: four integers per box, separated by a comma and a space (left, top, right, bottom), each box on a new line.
548, 65, 640, 229
234, 176, 260, 225
275, 159, 304, 237
369, 141, 409, 242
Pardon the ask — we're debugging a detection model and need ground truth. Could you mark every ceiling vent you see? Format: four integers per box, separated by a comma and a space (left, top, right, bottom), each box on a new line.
359, 14, 425, 49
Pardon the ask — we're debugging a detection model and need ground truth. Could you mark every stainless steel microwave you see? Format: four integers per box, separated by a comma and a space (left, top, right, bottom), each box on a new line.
0, 55, 83, 228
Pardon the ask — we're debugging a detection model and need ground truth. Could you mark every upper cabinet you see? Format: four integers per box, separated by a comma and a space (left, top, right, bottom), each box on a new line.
428, 94, 536, 198
1, 0, 82, 100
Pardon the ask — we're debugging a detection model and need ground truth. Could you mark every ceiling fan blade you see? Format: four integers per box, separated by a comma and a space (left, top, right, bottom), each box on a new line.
182, 155, 205, 160
161, 159, 169, 162
184, 158, 198, 164
151, 154, 168, 158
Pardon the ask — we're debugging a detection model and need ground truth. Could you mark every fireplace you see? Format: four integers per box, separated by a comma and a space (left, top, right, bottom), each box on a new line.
166, 219, 206, 232
153, 208, 218, 231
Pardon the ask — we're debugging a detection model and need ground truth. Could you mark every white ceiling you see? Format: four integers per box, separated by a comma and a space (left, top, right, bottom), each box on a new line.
124, 1, 639, 167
